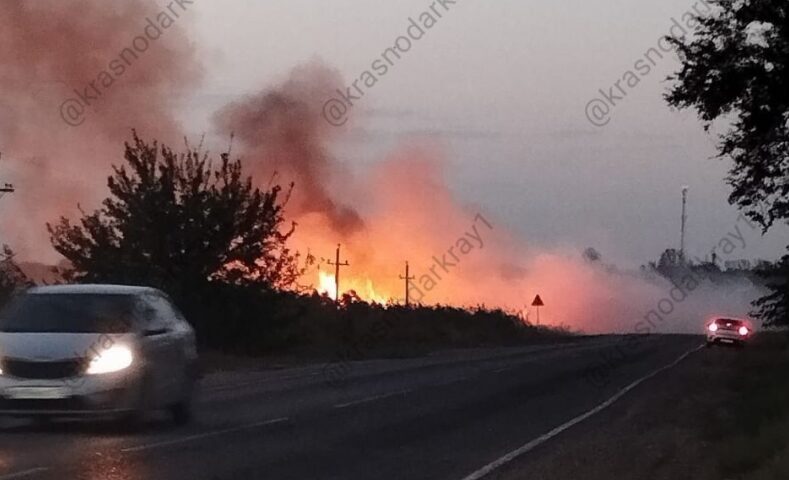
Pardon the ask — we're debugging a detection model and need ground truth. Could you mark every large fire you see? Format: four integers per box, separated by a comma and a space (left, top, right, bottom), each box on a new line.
0, 5, 763, 337
316, 270, 390, 305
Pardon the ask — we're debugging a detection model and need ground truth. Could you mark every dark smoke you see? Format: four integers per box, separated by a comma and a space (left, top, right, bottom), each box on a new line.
213, 62, 363, 235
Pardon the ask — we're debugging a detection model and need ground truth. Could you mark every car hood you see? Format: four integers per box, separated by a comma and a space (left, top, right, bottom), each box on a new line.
0, 332, 137, 361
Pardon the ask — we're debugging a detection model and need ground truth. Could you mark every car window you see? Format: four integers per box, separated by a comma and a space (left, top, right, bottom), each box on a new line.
0, 293, 138, 333
143, 294, 181, 329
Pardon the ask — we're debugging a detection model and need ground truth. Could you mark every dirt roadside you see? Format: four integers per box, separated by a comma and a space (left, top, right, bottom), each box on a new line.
492, 333, 789, 480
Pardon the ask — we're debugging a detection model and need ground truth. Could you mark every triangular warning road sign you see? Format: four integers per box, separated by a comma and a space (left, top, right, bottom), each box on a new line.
531, 295, 544, 307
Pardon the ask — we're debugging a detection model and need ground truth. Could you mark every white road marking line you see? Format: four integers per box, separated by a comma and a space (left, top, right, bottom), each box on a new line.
493, 367, 512, 373
0, 468, 50, 480
121, 417, 289, 453
459, 344, 704, 480
333, 389, 412, 409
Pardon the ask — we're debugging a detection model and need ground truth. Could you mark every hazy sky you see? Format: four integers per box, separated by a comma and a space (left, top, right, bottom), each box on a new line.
177, 0, 789, 266
3, 0, 785, 266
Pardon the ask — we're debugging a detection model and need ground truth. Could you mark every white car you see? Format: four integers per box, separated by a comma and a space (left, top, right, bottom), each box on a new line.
706, 317, 754, 347
0, 285, 198, 425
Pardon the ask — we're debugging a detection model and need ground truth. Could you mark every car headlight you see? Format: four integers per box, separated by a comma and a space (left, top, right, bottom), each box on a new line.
86, 345, 134, 375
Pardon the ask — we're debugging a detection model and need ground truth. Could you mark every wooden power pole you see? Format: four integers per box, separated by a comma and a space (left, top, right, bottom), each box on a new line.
399, 261, 415, 307
0, 154, 15, 199
327, 244, 349, 303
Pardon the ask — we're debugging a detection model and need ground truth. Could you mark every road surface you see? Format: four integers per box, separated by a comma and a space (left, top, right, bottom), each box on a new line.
0, 335, 701, 480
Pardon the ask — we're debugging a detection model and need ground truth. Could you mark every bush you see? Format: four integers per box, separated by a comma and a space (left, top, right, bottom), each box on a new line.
189, 289, 571, 356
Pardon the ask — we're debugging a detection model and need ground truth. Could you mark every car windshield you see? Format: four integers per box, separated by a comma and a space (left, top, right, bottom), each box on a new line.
0, 293, 138, 333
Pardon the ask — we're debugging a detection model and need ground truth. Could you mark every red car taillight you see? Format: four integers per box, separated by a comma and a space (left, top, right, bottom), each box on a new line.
739, 326, 749, 336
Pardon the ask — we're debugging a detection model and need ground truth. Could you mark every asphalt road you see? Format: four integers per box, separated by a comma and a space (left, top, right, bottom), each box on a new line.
0, 335, 702, 480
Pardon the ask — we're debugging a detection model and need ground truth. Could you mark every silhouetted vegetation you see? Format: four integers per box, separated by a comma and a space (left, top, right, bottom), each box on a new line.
753, 250, 789, 327
198, 289, 570, 355
48, 133, 308, 294
667, 0, 789, 326
0, 245, 28, 307
644, 247, 775, 292
47, 134, 570, 355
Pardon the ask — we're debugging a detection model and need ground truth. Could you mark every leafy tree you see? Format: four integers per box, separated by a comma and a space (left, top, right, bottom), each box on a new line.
582, 247, 602, 263
753, 249, 789, 325
0, 245, 28, 306
48, 133, 309, 303
657, 248, 683, 271
666, 0, 789, 325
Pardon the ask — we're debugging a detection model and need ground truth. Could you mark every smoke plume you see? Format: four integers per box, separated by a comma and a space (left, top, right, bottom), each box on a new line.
214, 62, 363, 235
213, 62, 765, 334
0, 7, 762, 335
0, 1, 201, 258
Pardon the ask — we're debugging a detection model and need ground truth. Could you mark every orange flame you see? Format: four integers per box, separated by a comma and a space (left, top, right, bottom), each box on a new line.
317, 270, 391, 305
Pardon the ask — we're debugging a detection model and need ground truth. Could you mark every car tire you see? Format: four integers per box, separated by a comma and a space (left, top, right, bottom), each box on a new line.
31, 416, 54, 429
705, 340, 714, 348
170, 365, 198, 426
116, 393, 147, 432
115, 373, 152, 432
169, 398, 193, 426
115, 409, 144, 432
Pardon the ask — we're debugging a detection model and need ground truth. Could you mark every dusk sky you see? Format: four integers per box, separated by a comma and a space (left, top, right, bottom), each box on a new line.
1, 0, 786, 266
184, 0, 788, 266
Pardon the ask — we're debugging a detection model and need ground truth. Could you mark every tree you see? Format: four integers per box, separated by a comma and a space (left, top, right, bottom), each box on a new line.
582, 247, 602, 263
753, 249, 789, 325
48, 133, 308, 302
666, 0, 789, 325
657, 248, 683, 271
0, 245, 28, 306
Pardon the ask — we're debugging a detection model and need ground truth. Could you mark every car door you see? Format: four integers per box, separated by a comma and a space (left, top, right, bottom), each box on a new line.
145, 293, 191, 403
138, 294, 181, 406
160, 294, 198, 378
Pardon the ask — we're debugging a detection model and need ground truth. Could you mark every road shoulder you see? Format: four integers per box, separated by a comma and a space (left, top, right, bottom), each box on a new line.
492, 333, 789, 480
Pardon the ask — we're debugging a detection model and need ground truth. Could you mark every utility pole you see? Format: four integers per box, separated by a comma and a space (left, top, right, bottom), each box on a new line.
399, 261, 415, 307
327, 244, 349, 303
680, 186, 689, 263
0, 154, 14, 199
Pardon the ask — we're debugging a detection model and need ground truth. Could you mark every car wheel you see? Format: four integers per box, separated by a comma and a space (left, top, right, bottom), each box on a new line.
115, 409, 144, 432
115, 393, 147, 432
169, 398, 193, 426
705, 340, 714, 348
31, 416, 54, 429
115, 373, 151, 432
